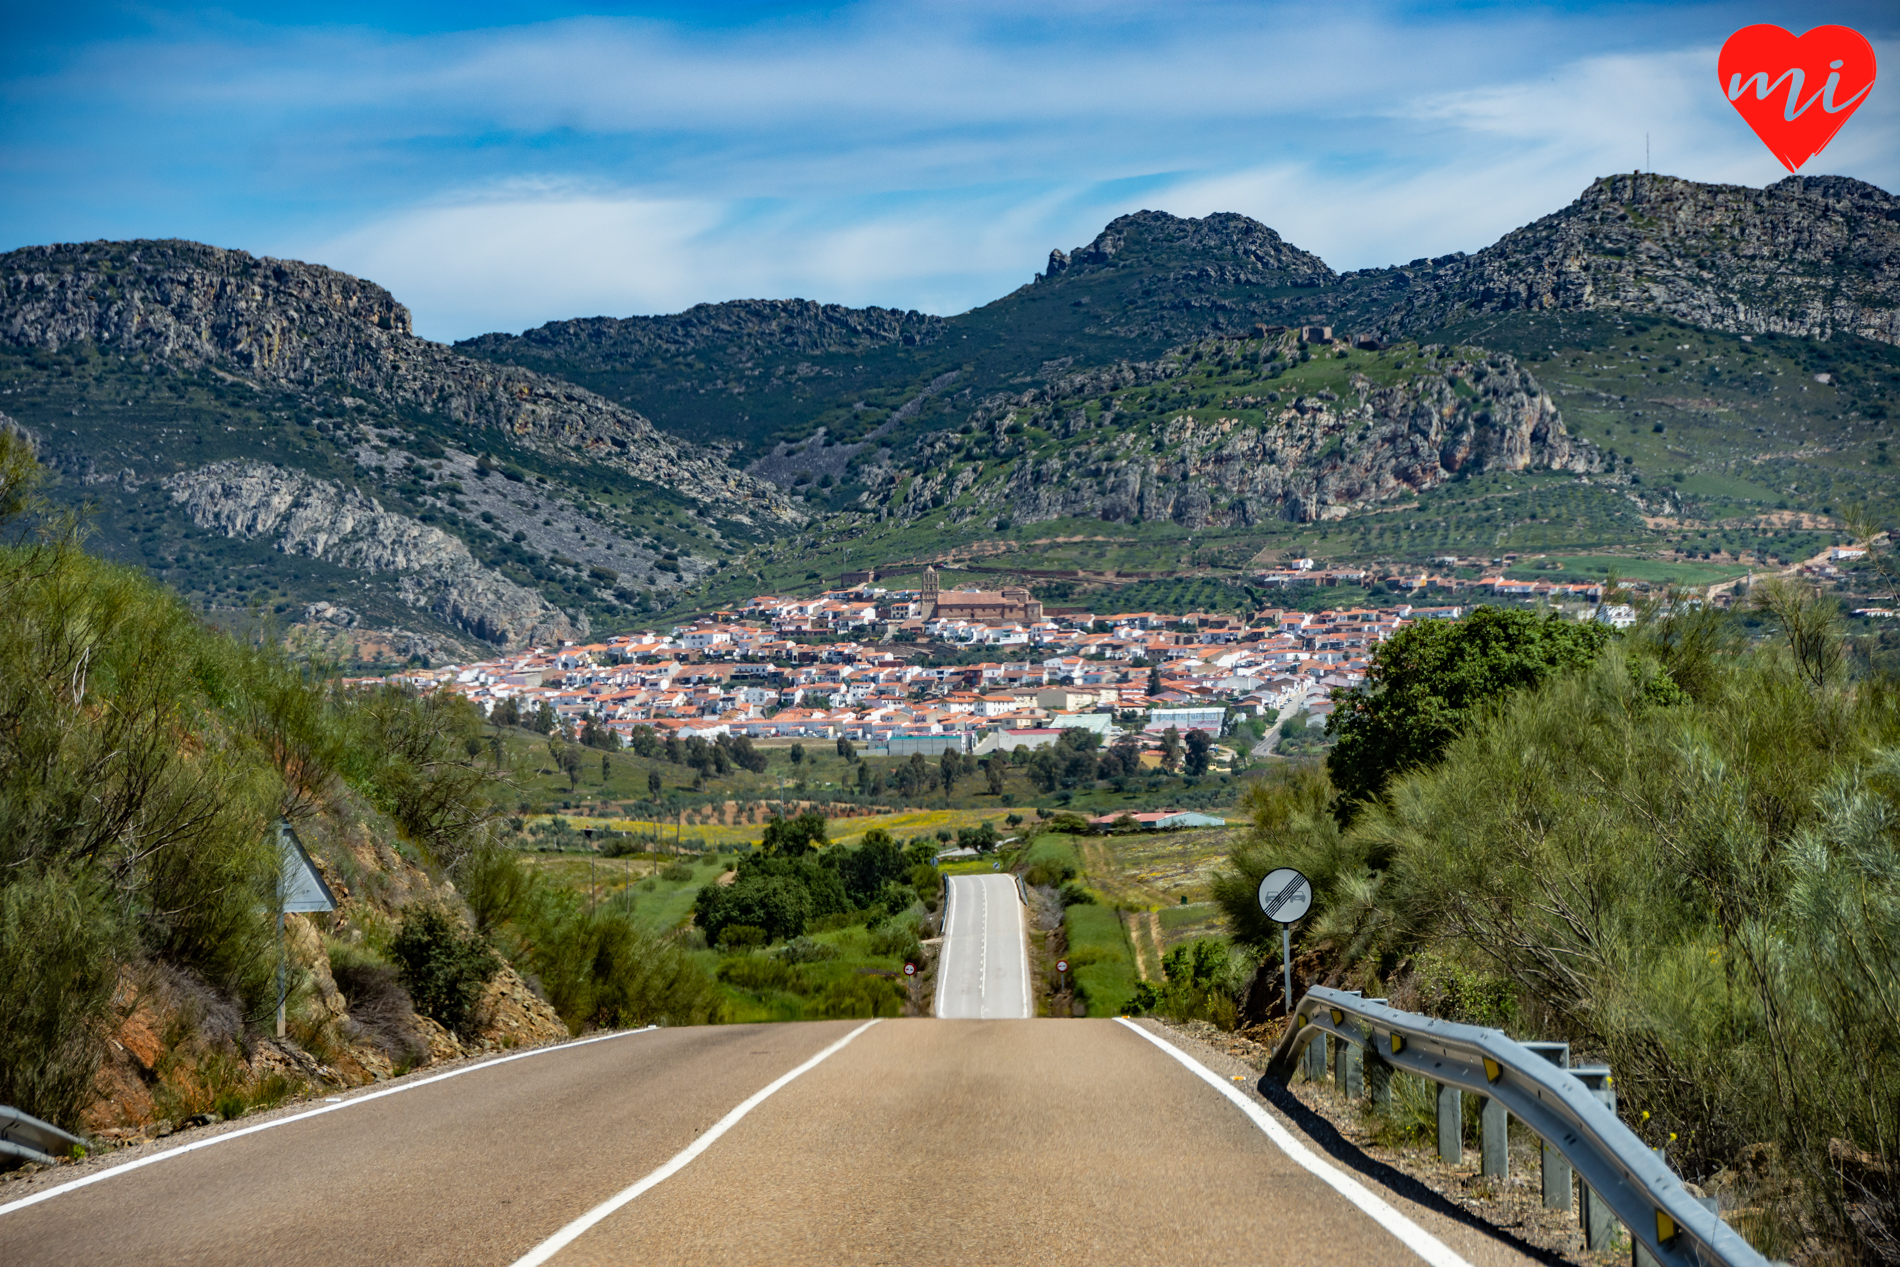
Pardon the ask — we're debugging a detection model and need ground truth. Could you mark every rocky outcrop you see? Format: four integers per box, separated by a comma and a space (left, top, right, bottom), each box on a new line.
0, 239, 801, 525
874, 344, 1597, 528
164, 460, 584, 648
1038, 209, 1336, 288
1355, 174, 1900, 344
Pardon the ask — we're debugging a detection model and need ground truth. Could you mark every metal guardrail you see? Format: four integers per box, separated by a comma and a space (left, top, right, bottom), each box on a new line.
0, 1105, 85, 1169
1266, 987, 1769, 1267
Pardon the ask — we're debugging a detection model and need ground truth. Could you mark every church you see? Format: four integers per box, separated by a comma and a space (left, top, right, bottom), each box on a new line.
922, 567, 1044, 625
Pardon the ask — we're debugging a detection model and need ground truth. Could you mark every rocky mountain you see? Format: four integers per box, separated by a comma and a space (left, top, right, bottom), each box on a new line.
1345, 174, 1900, 345
164, 461, 584, 647
455, 209, 1344, 453
1037, 208, 1335, 294
460, 176, 1897, 470
0, 240, 799, 522
0, 240, 807, 657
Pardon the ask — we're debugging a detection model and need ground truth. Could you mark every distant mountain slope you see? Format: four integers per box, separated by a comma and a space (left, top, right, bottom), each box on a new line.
455, 209, 1341, 451
1, 240, 799, 522
1348, 174, 1900, 344
0, 240, 804, 654
455, 176, 1898, 477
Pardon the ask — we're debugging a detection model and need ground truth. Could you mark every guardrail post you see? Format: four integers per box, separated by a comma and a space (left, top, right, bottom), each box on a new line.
1479, 1094, 1508, 1178
1336, 1032, 1363, 1098
1572, 1064, 1618, 1251
1436, 1083, 1462, 1165
1523, 1041, 1573, 1210
1364, 1037, 1391, 1107
1302, 1029, 1328, 1082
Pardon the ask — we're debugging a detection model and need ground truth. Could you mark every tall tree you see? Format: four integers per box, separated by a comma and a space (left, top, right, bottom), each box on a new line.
1326, 605, 1613, 820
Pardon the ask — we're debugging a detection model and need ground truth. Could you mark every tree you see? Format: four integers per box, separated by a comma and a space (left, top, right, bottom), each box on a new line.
580, 716, 620, 751
556, 743, 583, 790
601, 752, 612, 782
1147, 664, 1163, 697
1160, 726, 1184, 772
529, 700, 558, 735
647, 770, 662, 798
857, 762, 873, 794
1325, 605, 1614, 819
836, 735, 856, 763
760, 810, 828, 858
790, 742, 805, 766
490, 696, 521, 728
984, 759, 1006, 797
940, 750, 963, 796
1184, 729, 1213, 777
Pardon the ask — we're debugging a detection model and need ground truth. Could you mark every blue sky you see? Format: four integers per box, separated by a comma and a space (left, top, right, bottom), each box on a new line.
3, 2, 1895, 341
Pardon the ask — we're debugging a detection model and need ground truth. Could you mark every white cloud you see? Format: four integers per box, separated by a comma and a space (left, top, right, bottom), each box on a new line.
19, 5, 1896, 338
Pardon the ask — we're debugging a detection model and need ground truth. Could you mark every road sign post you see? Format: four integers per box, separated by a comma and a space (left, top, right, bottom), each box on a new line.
1257, 867, 1312, 1017
1056, 958, 1070, 994
274, 820, 337, 1039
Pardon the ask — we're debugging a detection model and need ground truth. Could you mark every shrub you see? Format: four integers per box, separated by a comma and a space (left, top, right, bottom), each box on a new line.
0, 869, 129, 1127
389, 905, 499, 1037
814, 974, 907, 1018
716, 924, 769, 951
1058, 881, 1096, 906
716, 955, 806, 993
658, 862, 695, 883
867, 923, 924, 963
776, 936, 840, 964
328, 941, 429, 1069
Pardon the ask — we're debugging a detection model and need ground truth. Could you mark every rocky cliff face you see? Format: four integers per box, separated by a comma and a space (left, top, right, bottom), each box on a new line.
863, 339, 1597, 529
164, 461, 585, 648
0, 240, 800, 525
1353, 174, 1900, 345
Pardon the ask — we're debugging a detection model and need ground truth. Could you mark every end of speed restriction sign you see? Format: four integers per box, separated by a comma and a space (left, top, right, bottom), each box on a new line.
1258, 867, 1312, 925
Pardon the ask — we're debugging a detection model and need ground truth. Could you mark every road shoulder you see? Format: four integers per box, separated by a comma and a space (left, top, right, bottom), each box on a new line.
1132, 1018, 1590, 1267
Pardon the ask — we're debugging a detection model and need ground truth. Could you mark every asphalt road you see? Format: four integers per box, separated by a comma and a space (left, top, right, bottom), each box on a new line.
934, 872, 1032, 1020
0, 1019, 1546, 1267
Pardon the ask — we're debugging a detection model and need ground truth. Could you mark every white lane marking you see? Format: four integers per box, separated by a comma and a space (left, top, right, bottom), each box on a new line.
1017, 878, 1032, 1020
0, 1026, 659, 1218
934, 876, 957, 1017
508, 1019, 881, 1267
978, 878, 990, 1018
1114, 1020, 1475, 1267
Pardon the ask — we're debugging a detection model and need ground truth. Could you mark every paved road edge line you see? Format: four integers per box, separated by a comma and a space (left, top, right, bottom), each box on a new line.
0, 1026, 658, 1218
1016, 877, 1032, 1020
934, 877, 957, 1018
1114, 1018, 1474, 1267
507, 1018, 883, 1267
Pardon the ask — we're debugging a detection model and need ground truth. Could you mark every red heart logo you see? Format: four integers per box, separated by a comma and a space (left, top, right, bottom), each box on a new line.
1718, 24, 1877, 171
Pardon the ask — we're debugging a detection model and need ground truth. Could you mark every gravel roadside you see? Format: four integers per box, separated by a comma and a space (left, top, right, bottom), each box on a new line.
1139, 1017, 1626, 1267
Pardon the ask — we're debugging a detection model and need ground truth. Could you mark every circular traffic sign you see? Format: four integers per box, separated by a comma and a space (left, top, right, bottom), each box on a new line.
1056, 959, 1070, 973
1257, 867, 1313, 925
903, 962, 917, 977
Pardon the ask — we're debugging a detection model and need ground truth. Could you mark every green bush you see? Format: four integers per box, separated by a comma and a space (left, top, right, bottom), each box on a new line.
389, 905, 499, 1037
716, 954, 806, 993
867, 923, 924, 964
814, 974, 907, 1018
716, 924, 769, 951
0, 869, 129, 1126
658, 862, 695, 883
776, 935, 840, 964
